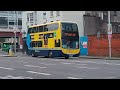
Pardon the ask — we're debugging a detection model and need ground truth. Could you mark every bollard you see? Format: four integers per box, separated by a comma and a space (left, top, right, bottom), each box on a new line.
9, 48, 13, 56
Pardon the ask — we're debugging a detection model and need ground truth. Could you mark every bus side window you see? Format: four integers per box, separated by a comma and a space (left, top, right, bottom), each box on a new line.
36, 27, 39, 33
28, 28, 32, 33
36, 41, 38, 47
54, 23, 59, 30
44, 25, 48, 32
38, 41, 42, 47
55, 39, 60, 47
32, 42, 35, 47
39, 26, 43, 32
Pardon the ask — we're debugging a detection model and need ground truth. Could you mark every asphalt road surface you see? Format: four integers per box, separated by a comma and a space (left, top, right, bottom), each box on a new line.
0, 55, 120, 79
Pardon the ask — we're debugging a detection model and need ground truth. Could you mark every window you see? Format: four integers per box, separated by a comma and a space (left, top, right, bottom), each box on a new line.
28, 28, 32, 33
44, 25, 48, 32
47, 23, 59, 31
30, 13, 33, 23
43, 12, 46, 19
56, 11, 60, 16
27, 13, 29, 22
38, 26, 44, 32
55, 39, 60, 47
18, 11, 22, 14
32, 27, 37, 33
61, 23, 78, 32
50, 11, 53, 18
18, 20, 22, 25
115, 25, 118, 32
114, 11, 117, 16
38, 41, 42, 47
32, 42, 35, 47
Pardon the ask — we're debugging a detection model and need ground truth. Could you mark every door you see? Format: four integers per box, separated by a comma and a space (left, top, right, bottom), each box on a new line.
80, 36, 88, 56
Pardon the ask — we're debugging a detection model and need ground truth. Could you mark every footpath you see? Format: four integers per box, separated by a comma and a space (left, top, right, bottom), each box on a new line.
79, 56, 120, 60
0, 50, 26, 57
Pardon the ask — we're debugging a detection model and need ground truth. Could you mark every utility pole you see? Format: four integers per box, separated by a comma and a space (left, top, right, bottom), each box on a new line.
14, 11, 17, 55
108, 11, 112, 58
14, 27, 16, 55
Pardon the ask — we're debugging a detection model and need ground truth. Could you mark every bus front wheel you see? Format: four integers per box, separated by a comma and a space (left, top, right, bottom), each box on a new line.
32, 52, 38, 57
48, 51, 53, 58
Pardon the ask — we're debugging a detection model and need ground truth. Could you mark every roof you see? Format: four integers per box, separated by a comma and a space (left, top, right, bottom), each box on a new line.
29, 21, 77, 28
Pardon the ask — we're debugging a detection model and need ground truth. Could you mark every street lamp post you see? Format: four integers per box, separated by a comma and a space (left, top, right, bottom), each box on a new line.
108, 11, 112, 58
14, 27, 17, 55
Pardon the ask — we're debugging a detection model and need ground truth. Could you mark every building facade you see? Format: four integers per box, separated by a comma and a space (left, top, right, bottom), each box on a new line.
0, 11, 23, 50
84, 11, 120, 57
0, 11, 22, 29
22, 11, 85, 37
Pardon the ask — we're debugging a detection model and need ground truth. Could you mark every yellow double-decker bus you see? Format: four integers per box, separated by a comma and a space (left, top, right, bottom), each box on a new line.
26, 21, 80, 59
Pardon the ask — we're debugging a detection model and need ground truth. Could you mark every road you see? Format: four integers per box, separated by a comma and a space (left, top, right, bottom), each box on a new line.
0, 55, 120, 79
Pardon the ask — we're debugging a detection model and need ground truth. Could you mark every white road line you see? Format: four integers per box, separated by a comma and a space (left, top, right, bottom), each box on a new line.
60, 62, 72, 64
67, 77, 83, 79
0, 75, 33, 79
40, 63, 56, 65
106, 76, 118, 79
17, 61, 28, 63
27, 71, 51, 76
24, 65, 46, 68
74, 64, 87, 66
0, 67, 14, 70
75, 66, 99, 69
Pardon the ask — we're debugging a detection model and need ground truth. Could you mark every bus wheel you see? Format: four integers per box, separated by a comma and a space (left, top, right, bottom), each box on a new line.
48, 51, 53, 58
32, 52, 37, 57
65, 55, 69, 59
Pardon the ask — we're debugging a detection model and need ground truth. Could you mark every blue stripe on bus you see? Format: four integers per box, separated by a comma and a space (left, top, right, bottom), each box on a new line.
26, 34, 31, 48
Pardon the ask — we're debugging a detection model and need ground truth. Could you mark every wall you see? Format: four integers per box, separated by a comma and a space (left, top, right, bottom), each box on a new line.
88, 34, 120, 57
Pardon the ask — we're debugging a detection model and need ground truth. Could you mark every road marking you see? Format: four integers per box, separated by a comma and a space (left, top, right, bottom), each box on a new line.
24, 65, 47, 68
60, 62, 72, 64
17, 61, 28, 63
0, 67, 14, 70
27, 71, 51, 76
75, 66, 99, 69
67, 77, 83, 79
74, 64, 87, 66
40, 63, 56, 65
106, 76, 118, 79
0, 75, 33, 79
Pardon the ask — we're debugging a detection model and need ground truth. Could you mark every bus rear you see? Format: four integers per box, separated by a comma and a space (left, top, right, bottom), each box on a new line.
61, 22, 80, 59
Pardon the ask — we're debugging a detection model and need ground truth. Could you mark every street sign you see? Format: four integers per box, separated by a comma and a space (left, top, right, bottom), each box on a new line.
108, 26, 112, 35
108, 34, 112, 39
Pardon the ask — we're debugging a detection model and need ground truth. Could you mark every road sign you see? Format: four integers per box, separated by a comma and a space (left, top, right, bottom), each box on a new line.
108, 26, 112, 35
108, 34, 112, 39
